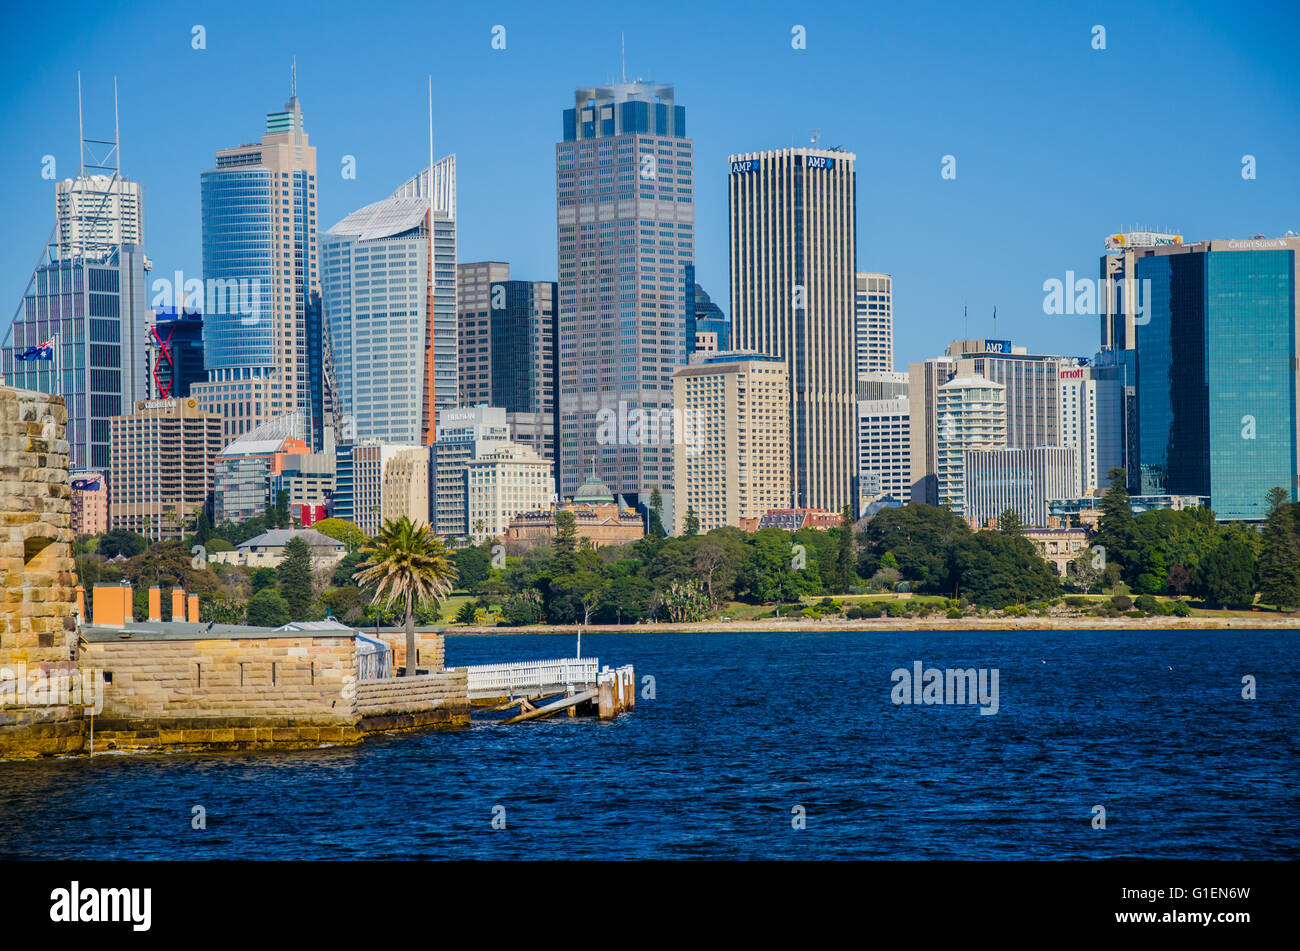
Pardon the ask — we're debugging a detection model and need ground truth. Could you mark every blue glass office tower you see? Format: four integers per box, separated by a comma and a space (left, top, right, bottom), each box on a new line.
1131, 238, 1299, 519
192, 88, 319, 446
684, 265, 728, 356
147, 307, 206, 399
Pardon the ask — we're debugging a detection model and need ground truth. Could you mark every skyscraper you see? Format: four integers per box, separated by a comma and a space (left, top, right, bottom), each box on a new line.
191, 82, 320, 445
321, 161, 457, 447
685, 265, 729, 357
1127, 236, 1299, 519
56, 174, 144, 255
147, 307, 205, 399
671, 353, 790, 533
855, 272, 893, 373
907, 355, 956, 504
556, 81, 694, 505
2, 93, 149, 475
729, 147, 858, 512
935, 373, 1006, 515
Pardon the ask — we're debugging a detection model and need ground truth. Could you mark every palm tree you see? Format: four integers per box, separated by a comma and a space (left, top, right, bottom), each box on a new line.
353, 517, 458, 676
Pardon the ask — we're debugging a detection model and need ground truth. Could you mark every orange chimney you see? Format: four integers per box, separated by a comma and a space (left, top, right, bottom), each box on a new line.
187, 594, 199, 624
75, 585, 85, 619
148, 586, 162, 622
171, 587, 186, 622
92, 583, 131, 628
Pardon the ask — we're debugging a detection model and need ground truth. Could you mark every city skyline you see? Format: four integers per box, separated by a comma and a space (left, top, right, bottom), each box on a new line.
4, 0, 1297, 373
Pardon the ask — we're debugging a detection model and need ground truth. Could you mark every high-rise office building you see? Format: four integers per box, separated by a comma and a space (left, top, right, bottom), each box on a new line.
729, 147, 858, 512
965, 446, 1079, 528
213, 415, 310, 524
56, 174, 144, 256
1126, 236, 1299, 518
147, 307, 205, 399
430, 405, 512, 538
191, 84, 320, 446
2, 94, 151, 475
109, 397, 224, 539
322, 161, 457, 447
935, 374, 1006, 515
950, 339, 1066, 451
671, 353, 790, 533
351, 443, 428, 536
907, 356, 956, 504
685, 265, 729, 357
2, 247, 150, 474
556, 81, 694, 504
1099, 230, 1185, 352
855, 272, 893, 373
457, 262, 510, 408
858, 397, 911, 504
858, 369, 908, 402
455, 262, 558, 469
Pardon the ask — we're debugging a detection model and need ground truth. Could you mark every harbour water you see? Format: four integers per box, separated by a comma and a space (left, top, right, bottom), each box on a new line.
0, 628, 1295, 860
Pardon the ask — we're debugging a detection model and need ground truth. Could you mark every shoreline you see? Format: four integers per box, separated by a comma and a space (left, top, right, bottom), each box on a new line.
442, 615, 1300, 636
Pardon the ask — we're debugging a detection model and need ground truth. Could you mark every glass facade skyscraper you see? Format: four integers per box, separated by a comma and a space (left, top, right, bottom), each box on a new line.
1132, 238, 1299, 520
2, 245, 150, 474
556, 81, 693, 505
192, 90, 320, 446
321, 161, 456, 448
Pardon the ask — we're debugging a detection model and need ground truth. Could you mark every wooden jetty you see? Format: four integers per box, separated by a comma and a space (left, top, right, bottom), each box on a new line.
462, 657, 635, 723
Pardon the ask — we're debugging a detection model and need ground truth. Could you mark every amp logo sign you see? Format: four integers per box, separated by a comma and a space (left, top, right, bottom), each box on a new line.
803, 155, 835, 169
730, 159, 758, 174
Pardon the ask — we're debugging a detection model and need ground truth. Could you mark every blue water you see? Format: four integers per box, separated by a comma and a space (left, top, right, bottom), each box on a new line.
1, 629, 1296, 859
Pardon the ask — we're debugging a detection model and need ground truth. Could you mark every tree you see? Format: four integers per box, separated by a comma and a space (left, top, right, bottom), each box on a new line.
246, 588, 291, 627
194, 508, 213, 545
1096, 467, 1137, 581
455, 601, 477, 625
353, 517, 458, 676
99, 528, 148, 559
453, 545, 492, 593
313, 518, 368, 552
251, 566, 278, 593
647, 487, 666, 538
277, 537, 314, 620
683, 506, 700, 537
273, 489, 291, 529
654, 578, 710, 622
836, 504, 856, 593
997, 508, 1024, 536
553, 509, 578, 575
1257, 486, 1300, 610
549, 570, 604, 624
1194, 530, 1257, 609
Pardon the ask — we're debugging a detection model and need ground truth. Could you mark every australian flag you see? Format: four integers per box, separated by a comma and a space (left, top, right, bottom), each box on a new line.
71, 478, 101, 491
15, 339, 54, 361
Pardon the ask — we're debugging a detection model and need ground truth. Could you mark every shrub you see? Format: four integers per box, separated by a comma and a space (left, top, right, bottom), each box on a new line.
1170, 600, 1193, 617
1125, 609, 1145, 618
1094, 600, 1120, 618
1134, 594, 1160, 615
945, 607, 964, 619
1111, 594, 1134, 612
1064, 595, 1090, 609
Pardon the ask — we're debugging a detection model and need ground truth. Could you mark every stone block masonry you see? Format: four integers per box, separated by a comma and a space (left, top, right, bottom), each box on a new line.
0, 387, 84, 759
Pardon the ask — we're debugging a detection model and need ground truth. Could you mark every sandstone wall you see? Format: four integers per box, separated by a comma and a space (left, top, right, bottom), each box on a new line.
369, 629, 446, 673
0, 387, 82, 758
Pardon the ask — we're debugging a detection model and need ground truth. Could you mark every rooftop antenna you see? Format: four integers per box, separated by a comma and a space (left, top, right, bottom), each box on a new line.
621, 32, 626, 83
291, 57, 297, 99
810, 128, 821, 145
963, 302, 968, 341
993, 305, 997, 339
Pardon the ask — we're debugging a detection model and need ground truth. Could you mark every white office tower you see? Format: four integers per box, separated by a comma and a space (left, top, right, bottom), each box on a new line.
855, 272, 893, 373
935, 374, 1006, 515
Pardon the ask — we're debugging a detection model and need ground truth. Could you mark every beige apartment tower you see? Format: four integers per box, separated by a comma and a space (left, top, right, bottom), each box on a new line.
729, 147, 858, 512
672, 355, 790, 534
109, 398, 224, 540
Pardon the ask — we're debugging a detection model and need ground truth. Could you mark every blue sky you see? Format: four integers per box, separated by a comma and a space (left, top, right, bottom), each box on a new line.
2, 0, 1297, 368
